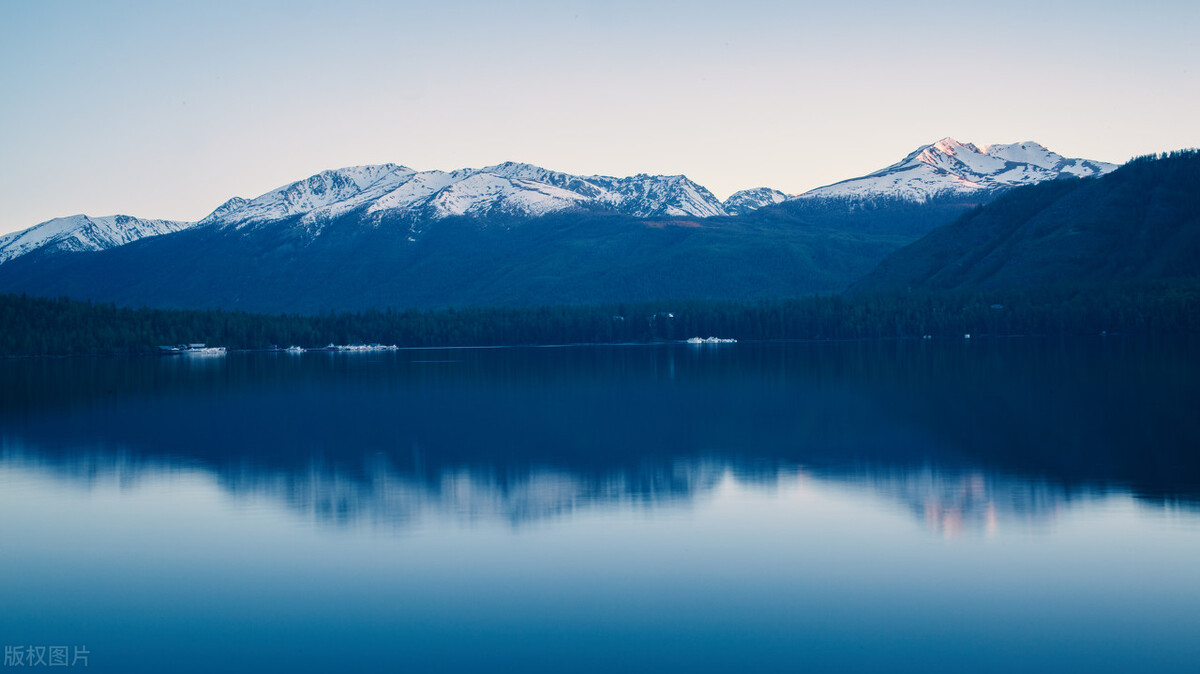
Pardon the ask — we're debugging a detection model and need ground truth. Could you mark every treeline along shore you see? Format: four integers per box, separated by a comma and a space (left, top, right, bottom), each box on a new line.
2, 283, 1197, 357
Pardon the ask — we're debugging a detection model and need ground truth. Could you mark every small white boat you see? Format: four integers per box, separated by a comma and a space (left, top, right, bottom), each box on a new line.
284, 345, 305, 353
686, 336, 737, 344
159, 343, 226, 356
184, 346, 226, 356
322, 343, 399, 352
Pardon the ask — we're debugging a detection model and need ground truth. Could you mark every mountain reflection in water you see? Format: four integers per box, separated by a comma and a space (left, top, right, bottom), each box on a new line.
2, 447, 1120, 536
2, 338, 1197, 534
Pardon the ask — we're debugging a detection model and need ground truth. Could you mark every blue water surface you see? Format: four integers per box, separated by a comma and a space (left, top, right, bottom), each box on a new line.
1, 339, 1198, 673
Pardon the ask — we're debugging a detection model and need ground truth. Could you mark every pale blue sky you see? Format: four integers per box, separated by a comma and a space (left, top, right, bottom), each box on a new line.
1, 0, 1197, 233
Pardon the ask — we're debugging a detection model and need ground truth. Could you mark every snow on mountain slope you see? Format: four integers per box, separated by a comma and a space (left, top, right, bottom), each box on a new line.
201, 162, 729, 229
422, 172, 590, 218
600, 173, 727, 218
796, 138, 1117, 202
447, 162, 728, 217
723, 188, 791, 215
0, 214, 191, 264
199, 164, 419, 227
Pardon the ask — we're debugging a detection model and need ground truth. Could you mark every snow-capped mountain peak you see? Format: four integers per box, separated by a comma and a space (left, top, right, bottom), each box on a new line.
798, 138, 1117, 202
0, 214, 191, 264
926, 137, 981, 156
980, 141, 1062, 169
722, 187, 791, 215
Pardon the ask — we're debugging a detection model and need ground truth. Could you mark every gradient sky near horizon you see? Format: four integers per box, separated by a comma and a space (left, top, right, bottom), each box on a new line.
1, 0, 1197, 234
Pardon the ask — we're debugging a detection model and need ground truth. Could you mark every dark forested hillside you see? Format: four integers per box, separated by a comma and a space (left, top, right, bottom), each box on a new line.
3, 283, 1196, 357
741, 193, 983, 236
854, 150, 1200, 293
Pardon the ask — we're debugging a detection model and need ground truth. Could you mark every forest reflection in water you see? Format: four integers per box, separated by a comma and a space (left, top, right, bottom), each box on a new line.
3, 337, 1197, 534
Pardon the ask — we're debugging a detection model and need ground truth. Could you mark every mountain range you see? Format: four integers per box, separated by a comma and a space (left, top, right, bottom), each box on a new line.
0, 138, 1115, 266
4, 138, 1180, 315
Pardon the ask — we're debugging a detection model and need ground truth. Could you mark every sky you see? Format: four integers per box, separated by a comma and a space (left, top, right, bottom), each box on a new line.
1, 0, 1198, 234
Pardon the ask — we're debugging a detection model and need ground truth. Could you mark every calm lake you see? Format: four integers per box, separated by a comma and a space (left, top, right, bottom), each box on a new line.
2, 339, 1199, 673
